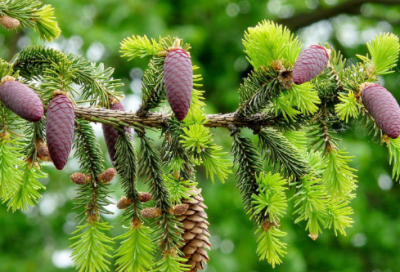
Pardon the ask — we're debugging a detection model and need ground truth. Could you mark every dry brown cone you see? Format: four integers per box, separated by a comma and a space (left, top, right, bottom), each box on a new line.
178, 187, 210, 272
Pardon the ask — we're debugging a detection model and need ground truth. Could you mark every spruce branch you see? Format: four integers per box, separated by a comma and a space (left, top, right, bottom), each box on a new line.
231, 132, 264, 224
6, 161, 46, 212
357, 33, 400, 76
162, 119, 196, 182
0, 0, 61, 41
138, 132, 171, 211
0, 135, 23, 199
322, 149, 357, 201
255, 226, 287, 268
120, 35, 163, 60
74, 106, 305, 130
114, 129, 142, 221
243, 20, 302, 69
70, 222, 114, 272
114, 224, 155, 272
293, 173, 328, 238
257, 127, 310, 179
237, 68, 284, 116
12, 46, 123, 107
74, 119, 105, 178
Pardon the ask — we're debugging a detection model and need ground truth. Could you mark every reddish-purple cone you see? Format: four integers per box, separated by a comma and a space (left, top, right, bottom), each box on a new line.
163, 49, 193, 121
102, 102, 132, 165
46, 95, 75, 170
292, 45, 329, 85
0, 80, 44, 122
361, 84, 400, 139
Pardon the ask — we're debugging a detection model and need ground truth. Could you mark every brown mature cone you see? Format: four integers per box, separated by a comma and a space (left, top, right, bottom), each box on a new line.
179, 187, 210, 272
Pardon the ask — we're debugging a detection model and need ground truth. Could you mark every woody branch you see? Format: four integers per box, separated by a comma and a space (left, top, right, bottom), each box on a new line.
74, 105, 285, 129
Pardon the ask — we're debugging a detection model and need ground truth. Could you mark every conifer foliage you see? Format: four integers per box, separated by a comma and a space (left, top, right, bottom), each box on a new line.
1, 2, 400, 271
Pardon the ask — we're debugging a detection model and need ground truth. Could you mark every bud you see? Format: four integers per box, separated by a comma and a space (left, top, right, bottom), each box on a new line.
309, 233, 318, 241
70, 172, 91, 185
117, 196, 133, 209
141, 207, 162, 218
170, 204, 189, 215
0, 15, 20, 29
98, 168, 116, 183
138, 192, 152, 202
36, 139, 52, 162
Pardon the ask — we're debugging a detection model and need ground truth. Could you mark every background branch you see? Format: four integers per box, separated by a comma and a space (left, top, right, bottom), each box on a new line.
277, 0, 400, 30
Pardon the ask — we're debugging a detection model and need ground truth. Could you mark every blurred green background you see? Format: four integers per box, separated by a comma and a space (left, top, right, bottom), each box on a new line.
1, 0, 400, 271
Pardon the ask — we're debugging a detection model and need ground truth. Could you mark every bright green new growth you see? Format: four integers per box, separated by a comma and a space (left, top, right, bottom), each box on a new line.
388, 138, 400, 180
150, 255, 191, 272
251, 172, 287, 223
294, 173, 327, 237
114, 226, 155, 272
255, 226, 287, 268
322, 149, 357, 201
284, 82, 320, 115
120, 35, 163, 60
243, 20, 302, 69
165, 175, 198, 205
70, 222, 114, 272
0, 137, 23, 199
0, 0, 61, 41
335, 91, 360, 122
357, 33, 400, 75
6, 162, 46, 212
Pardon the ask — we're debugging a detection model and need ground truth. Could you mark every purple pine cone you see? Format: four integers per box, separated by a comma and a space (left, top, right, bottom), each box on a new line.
46, 95, 75, 170
361, 84, 400, 139
102, 102, 132, 165
0, 80, 44, 122
292, 45, 329, 85
164, 49, 193, 121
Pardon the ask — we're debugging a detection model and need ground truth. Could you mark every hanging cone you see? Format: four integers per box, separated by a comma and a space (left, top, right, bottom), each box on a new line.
179, 187, 210, 272
102, 101, 132, 165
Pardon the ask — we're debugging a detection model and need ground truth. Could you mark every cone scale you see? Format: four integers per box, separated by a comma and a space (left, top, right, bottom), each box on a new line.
0, 79, 44, 122
163, 47, 193, 121
46, 94, 75, 170
361, 84, 400, 139
292, 45, 329, 85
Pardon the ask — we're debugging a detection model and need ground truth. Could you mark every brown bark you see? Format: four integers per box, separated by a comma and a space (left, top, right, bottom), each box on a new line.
74, 105, 273, 129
